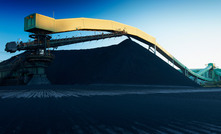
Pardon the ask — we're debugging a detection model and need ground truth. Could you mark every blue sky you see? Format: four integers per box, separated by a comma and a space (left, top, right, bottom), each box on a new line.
0, 0, 221, 68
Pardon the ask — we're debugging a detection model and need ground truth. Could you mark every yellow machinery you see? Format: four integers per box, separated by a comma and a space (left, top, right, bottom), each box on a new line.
4, 13, 221, 85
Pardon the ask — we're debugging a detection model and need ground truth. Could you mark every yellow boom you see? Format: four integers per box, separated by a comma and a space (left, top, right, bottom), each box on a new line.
25, 13, 156, 44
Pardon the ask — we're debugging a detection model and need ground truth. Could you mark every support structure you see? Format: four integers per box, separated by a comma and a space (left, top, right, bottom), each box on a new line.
25, 34, 53, 85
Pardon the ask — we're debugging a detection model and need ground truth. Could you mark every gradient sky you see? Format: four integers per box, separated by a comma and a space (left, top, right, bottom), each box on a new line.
0, 0, 221, 68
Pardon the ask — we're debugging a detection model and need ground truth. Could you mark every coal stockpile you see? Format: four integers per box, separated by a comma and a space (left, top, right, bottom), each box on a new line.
46, 39, 198, 87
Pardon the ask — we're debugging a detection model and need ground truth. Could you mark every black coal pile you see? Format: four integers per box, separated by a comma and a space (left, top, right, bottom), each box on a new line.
46, 39, 198, 87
